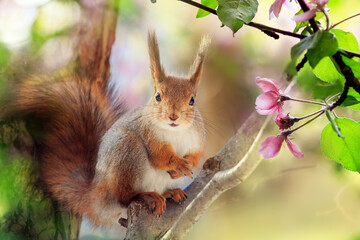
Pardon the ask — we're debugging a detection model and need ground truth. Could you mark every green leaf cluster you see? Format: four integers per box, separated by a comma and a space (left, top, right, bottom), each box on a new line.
286, 30, 339, 76
293, 30, 360, 109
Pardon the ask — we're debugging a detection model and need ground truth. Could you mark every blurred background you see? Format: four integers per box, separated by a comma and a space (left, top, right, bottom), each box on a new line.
0, 0, 360, 239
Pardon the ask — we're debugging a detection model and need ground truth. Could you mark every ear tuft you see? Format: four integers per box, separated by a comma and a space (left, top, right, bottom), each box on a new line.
189, 35, 211, 87
148, 31, 165, 84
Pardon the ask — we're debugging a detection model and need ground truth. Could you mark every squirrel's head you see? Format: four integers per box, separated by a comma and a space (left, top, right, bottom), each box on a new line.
146, 31, 210, 130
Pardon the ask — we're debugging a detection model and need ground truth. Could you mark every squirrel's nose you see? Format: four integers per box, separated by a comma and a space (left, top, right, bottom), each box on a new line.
169, 113, 179, 121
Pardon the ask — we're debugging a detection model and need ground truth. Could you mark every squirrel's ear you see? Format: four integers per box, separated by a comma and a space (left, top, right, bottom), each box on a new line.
148, 31, 165, 87
189, 35, 211, 89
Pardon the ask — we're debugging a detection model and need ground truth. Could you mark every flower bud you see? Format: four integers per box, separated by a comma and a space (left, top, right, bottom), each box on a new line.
273, 113, 297, 130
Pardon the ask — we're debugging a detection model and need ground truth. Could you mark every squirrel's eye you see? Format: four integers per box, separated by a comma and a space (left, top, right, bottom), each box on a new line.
189, 97, 195, 106
155, 93, 161, 102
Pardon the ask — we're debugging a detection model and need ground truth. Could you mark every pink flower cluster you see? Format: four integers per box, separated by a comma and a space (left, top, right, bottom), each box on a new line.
269, 0, 329, 22
255, 77, 304, 159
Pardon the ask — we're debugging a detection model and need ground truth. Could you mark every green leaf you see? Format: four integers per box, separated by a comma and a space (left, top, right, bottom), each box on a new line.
307, 31, 339, 68
331, 29, 359, 53
321, 118, 360, 172
342, 56, 360, 77
295, 62, 343, 100
196, 0, 218, 18
341, 95, 360, 107
217, 0, 258, 34
313, 56, 345, 83
313, 80, 343, 100
285, 35, 315, 75
342, 88, 360, 110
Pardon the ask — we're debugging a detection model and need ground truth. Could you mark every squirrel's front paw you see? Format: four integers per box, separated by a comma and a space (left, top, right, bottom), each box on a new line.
169, 155, 192, 178
167, 170, 184, 179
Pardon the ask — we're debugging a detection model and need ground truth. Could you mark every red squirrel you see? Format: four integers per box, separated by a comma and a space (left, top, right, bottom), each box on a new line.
3, 32, 210, 227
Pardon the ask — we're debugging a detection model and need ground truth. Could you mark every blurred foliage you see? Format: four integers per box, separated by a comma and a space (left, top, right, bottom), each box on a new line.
0, 122, 80, 240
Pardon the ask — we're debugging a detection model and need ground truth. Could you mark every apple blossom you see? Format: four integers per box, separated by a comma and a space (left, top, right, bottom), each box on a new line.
259, 133, 304, 159
255, 77, 284, 115
292, 0, 329, 22
269, 0, 296, 20
274, 113, 297, 130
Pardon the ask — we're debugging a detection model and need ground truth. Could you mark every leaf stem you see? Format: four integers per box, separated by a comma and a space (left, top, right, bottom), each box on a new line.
290, 110, 325, 133
296, 108, 326, 120
330, 12, 360, 30
283, 96, 326, 106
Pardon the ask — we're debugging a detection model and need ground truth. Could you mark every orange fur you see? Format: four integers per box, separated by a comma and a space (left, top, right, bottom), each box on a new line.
2, 75, 123, 216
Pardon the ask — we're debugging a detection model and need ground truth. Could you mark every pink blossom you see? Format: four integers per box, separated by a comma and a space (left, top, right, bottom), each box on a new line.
255, 77, 283, 115
255, 77, 279, 92
286, 138, 304, 158
292, 0, 328, 22
259, 135, 284, 158
259, 134, 304, 159
292, 9, 317, 22
308, 0, 328, 8
269, 0, 286, 20
269, 0, 296, 20
274, 113, 297, 130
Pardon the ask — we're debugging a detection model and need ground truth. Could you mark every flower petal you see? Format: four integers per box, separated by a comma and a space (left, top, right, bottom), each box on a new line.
259, 135, 285, 158
292, 9, 317, 22
286, 138, 304, 158
256, 107, 277, 115
255, 77, 279, 93
255, 91, 279, 108
269, 0, 286, 20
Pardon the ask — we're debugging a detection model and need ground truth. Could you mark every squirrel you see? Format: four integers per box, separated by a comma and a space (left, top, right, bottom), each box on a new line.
2, 32, 211, 227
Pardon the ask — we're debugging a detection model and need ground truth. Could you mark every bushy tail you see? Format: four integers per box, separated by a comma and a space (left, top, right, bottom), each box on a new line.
2, 74, 122, 215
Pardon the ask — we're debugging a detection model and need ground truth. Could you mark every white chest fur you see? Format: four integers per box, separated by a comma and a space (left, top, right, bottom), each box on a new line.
154, 124, 202, 157
136, 124, 203, 194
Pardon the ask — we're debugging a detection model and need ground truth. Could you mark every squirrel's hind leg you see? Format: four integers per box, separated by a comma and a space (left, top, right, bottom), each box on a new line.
132, 192, 166, 215
162, 188, 187, 203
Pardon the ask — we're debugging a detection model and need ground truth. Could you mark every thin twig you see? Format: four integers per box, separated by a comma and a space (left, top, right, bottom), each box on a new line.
178, 0, 304, 39
177, 0, 360, 58
178, 0, 216, 14
330, 12, 360, 30
339, 48, 360, 59
322, 8, 331, 30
